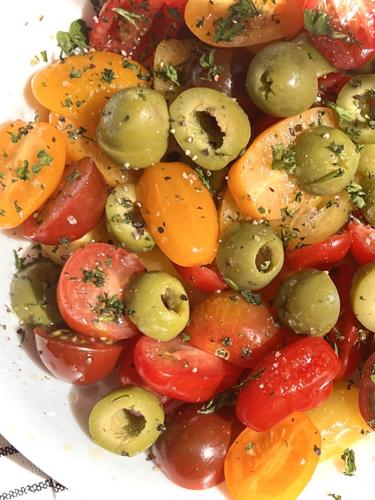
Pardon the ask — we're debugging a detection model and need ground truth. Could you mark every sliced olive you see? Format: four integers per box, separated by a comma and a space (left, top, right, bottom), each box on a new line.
10, 260, 61, 326
106, 184, 155, 253
357, 144, 375, 225
351, 261, 375, 332
89, 385, 164, 456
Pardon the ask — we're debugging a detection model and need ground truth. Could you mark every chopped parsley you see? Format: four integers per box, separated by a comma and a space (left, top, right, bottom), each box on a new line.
304, 9, 357, 44
215, 0, 261, 43
69, 66, 82, 79
327, 141, 344, 155
7, 126, 29, 144
93, 293, 126, 323
194, 167, 212, 192
56, 19, 90, 57
101, 68, 116, 84
112, 7, 144, 26
82, 266, 106, 288
195, 46, 224, 82
13, 250, 26, 271
271, 144, 297, 174
241, 290, 262, 305
341, 448, 356, 476
345, 182, 366, 209
15, 160, 31, 181
40, 50, 48, 62
154, 63, 181, 86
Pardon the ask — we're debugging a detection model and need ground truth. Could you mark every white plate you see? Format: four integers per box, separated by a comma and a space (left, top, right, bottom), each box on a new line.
0, 1, 374, 498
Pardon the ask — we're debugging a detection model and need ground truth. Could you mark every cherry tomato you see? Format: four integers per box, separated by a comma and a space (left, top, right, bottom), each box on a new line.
0, 121, 66, 229
285, 231, 351, 271
34, 327, 123, 384
57, 242, 144, 341
236, 336, 341, 431
133, 336, 242, 403
348, 221, 375, 265
187, 291, 281, 368
174, 265, 227, 293
252, 112, 280, 138
318, 72, 351, 104
152, 404, 236, 490
304, 0, 375, 69
21, 157, 107, 245
359, 351, 375, 430
224, 412, 321, 500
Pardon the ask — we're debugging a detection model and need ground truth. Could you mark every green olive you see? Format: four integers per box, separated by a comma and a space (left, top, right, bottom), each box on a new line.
246, 42, 318, 117
125, 272, 189, 341
89, 385, 164, 456
294, 34, 334, 77
97, 88, 170, 169
275, 269, 340, 336
169, 87, 251, 171
336, 75, 375, 144
216, 222, 284, 291
10, 261, 61, 326
357, 144, 375, 225
106, 184, 155, 253
293, 126, 359, 195
351, 261, 375, 332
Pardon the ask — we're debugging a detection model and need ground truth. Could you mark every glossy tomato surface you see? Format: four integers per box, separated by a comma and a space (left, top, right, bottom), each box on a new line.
236, 336, 341, 431
21, 157, 107, 245
34, 327, 123, 384
57, 243, 144, 341
359, 351, 375, 429
174, 265, 227, 293
349, 222, 375, 265
134, 336, 242, 403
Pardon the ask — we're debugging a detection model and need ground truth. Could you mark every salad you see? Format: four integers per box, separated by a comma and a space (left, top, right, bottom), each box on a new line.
1, 0, 375, 498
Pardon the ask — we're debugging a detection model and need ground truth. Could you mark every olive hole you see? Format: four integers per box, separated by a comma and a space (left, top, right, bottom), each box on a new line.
259, 71, 274, 100
161, 288, 181, 313
255, 245, 274, 273
110, 408, 146, 440
195, 111, 224, 149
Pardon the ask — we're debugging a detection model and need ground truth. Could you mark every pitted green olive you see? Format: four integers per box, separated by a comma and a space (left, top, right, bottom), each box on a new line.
357, 144, 375, 225
97, 88, 170, 168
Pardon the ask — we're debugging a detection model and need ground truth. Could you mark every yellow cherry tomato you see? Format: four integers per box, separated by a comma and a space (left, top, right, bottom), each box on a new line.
308, 381, 368, 461
224, 412, 321, 500
0, 120, 65, 229
32, 52, 150, 137
137, 162, 219, 267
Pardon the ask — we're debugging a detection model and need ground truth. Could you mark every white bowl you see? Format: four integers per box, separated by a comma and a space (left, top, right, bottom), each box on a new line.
0, 1, 374, 498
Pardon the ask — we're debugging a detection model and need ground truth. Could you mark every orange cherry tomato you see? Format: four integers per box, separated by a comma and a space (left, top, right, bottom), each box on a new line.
137, 162, 219, 266
228, 107, 337, 220
32, 52, 150, 137
185, 0, 304, 48
0, 120, 65, 229
224, 412, 321, 500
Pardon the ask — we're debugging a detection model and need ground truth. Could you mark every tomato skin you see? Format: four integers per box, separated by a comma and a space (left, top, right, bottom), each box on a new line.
34, 327, 123, 384
21, 158, 107, 245
57, 243, 144, 341
134, 336, 242, 403
236, 336, 341, 431
187, 291, 281, 368
152, 404, 236, 490
348, 222, 375, 265
359, 351, 375, 429
174, 265, 227, 293
285, 231, 351, 271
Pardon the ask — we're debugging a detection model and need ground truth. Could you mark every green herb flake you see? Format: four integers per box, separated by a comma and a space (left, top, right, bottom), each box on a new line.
341, 448, 356, 476
93, 293, 126, 323
112, 7, 144, 27
196, 46, 224, 82
40, 50, 48, 62
244, 442, 254, 454
82, 266, 106, 288
15, 160, 31, 181
101, 68, 116, 84
69, 66, 82, 79
241, 290, 262, 305
215, 0, 261, 43
56, 19, 90, 57
66, 170, 82, 183
271, 144, 297, 174
327, 495, 341, 500
327, 141, 344, 155
13, 250, 26, 271
155, 63, 180, 86
345, 182, 366, 209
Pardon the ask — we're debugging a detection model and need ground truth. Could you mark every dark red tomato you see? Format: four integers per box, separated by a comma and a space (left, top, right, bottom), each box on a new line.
34, 327, 123, 384
151, 404, 237, 490
134, 336, 242, 403
175, 264, 227, 293
330, 261, 356, 307
253, 112, 280, 138
318, 72, 351, 104
57, 242, 144, 341
21, 157, 107, 245
285, 231, 351, 271
187, 291, 281, 368
236, 336, 341, 432
304, 0, 375, 69
348, 221, 375, 265
359, 351, 375, 429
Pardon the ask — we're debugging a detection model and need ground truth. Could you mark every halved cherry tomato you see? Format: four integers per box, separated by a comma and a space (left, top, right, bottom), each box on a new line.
348, 221, 375, 265
174, 264, 227, 293
187, 291, 281, 368
21, 157, 107, 245
359, 351, 375, 430
32, 52, 150, 136
285, 231, 351, 271
304, 0, 375, 70
34, 326, 124, 384
134, 336, 242, 403
318, 72, 351, 104
236, 336, 341, 431
137, 162, 219, 267
185, 0, 305, 48
57, 242, 144, 341
0, 121, 65, 229
224, 412, 321, 500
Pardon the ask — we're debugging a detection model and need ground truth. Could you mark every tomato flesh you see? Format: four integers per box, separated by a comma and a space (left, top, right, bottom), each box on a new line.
348, 222, 375, 265
175, 265, 227, 293
359, 351, 375, 430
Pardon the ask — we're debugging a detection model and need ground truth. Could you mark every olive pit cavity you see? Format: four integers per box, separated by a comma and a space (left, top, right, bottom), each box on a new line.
195, 111, 224, 149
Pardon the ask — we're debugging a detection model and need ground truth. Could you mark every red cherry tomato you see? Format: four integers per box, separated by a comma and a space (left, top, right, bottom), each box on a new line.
187, 291, 281, 368
359, 351, 375, 429
318, 72, 351, 103
134, 336, 242, 403
253, 112, 280, 138
57, 242, 144, 341
236, 336, 341, 431
34, 327, 123, 384
348, 221, 375, 265
304, 0, 375, 70
174, 264, 227, 293
21, 157, 107, 245
285, 231, 351, 271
